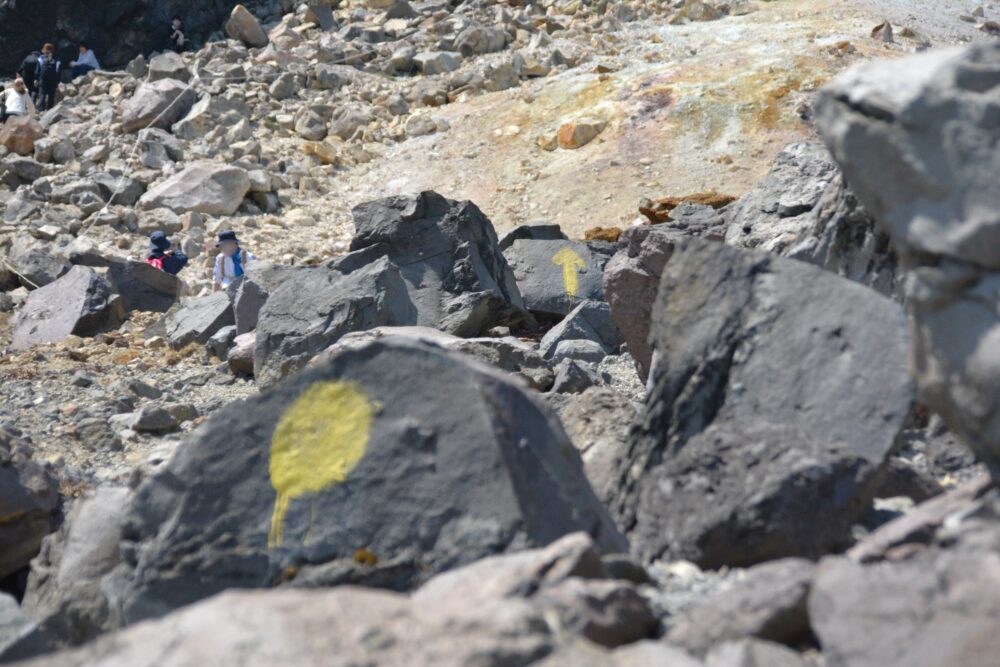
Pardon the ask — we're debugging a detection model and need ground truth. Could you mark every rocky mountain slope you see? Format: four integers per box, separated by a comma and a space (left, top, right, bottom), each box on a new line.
1, 0, 1000, 665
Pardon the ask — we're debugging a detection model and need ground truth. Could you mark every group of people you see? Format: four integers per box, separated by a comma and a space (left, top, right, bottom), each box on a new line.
147, 230, 256, 292
3, 42, 100, 121
3, 15, 189, 124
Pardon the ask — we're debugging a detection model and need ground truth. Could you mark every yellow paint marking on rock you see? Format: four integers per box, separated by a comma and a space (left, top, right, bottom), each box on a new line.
268, 380, 374, 549
552, 247, 587, 297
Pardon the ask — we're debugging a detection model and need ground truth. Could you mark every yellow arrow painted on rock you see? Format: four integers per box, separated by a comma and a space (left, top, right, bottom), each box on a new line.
552, 247, 587, 297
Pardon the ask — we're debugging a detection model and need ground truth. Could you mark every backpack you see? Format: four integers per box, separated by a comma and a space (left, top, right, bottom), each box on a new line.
39, 57, 59, 85
18, 53, 38, 81
146, 256, 165, 271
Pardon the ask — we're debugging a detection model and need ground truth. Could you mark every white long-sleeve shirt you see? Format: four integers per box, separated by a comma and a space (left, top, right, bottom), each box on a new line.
4, 89, 34, 116
213, 249, 256, 289
72, 49, 100, 70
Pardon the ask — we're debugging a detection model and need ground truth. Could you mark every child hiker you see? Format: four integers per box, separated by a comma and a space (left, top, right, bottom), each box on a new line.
212, 230, 255, 291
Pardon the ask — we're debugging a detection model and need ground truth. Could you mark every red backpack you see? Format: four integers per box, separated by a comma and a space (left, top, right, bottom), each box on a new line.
146, 257, 165, 271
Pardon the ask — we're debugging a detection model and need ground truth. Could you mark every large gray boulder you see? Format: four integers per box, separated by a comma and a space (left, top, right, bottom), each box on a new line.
100, 339, 625, 626
0, 431, 59, 580
615, 240, 914, 567
145, 52, 190, 83
504, 239, 614, 317
121, 79, 196, 134
138, 162, 250, 215
725, 141, 899, 299
22, 487, 130, 647
253, 255, 416, 386
349, 191, 530, 336
5, 235, 71, 290
11, 267, 126, 351
106, 259, 182, 313
816, 42, 1000, 473
225, 4, 268, 48
164, 292, 235, 350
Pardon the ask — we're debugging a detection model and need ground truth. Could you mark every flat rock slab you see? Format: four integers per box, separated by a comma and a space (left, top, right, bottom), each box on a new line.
11, 266, 125, 351
138, 162, 250, 216
164, 292, 234, 350
617, 239, 914, 567
107, 339, 625, 625
504, 239, 614, 317
107, 259, 181, 314
253, 256, 416, 386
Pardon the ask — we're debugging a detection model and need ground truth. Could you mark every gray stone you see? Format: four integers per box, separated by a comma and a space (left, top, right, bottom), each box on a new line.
227, 332, 255, 376
550, 339, 607, 365
102, 339, 626, 625
253, 256, 416, 387
349, 191, 530, 337
164, 292, 235, 350
136, 127, 184, 169
413, 51, 462, 75
602, 224, 698, 382
225, 4, 269, 48
128, 406, 179, 434
548, 387, 638, 507
6, 234, 71, 289
0, 593, 52, 663
315, 326, 554, 391
11, 267, 125, 351
705, 640, 810, 667
616, 240, 914, 567
139, 162, 250, 216
91, 171, 146, 206
106, 259, 182, 314
505, 239, 613, 317
0, 432, 59, 580
122, 79, 196, 134
540, 300, 623, 359
146, 52, 190, 83
816, 42, 1000, 473
726, 141, 899, 299
550, 358, 601, 394
455, 25, 507, 57
22, 487, 130, 647
810, 543, 1000, 667
498, 222, 568, 251
666, 559, 815, 657
206, 325, 237, 359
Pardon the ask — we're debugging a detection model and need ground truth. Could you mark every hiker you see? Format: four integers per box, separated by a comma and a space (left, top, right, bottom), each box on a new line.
167, 16, 188, 53
146, 231, 189, 275
17, 50, 41, 101
2, 79, 36, 123
69, 42, 100, 79
212, 230, 255, 291
36, 43, 60, 112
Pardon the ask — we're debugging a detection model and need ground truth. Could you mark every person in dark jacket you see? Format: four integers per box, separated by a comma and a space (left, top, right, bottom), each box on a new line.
167, 16, 188, 53
35, 43, 60, 112
146, 231, 188, 275
17, 51, 41, 101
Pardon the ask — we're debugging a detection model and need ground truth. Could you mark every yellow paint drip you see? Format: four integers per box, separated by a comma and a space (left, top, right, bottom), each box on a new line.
267, 381, 374, 549
551, 247, 587, 297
